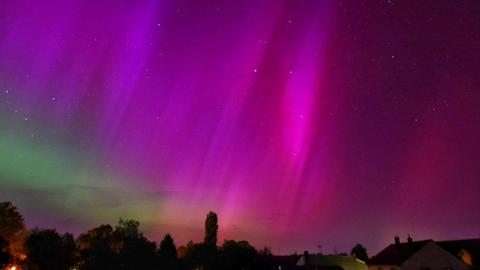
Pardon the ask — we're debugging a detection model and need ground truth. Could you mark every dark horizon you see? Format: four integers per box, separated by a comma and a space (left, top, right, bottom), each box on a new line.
3, 199, 479, 256
1, 0, 479, 255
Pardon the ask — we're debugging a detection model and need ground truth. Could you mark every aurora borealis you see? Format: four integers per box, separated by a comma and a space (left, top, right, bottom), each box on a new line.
0, 0, 479, 254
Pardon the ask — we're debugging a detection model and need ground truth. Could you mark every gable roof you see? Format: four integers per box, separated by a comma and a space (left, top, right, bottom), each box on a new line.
299, 255, 369, 270
437, 239, 480, 268
369, 240, 433, 265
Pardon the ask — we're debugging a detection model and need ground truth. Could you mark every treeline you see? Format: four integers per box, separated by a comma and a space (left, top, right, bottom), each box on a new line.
0, 201, 270, 270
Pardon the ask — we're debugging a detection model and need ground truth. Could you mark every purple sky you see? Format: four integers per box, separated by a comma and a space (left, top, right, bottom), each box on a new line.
0, 0, 479, 255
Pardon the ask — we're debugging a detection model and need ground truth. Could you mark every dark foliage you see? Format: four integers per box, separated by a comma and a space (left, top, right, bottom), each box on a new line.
1, 202, 293, 270
351, 243, 368, 262
220, 240, 257, 270
204, 211, 218, 247
258, 246, 273, 256
182, 241, 208, 270
0, 236, 11, 269
159, 233, 178, 269
77, 219, 158, 270
0, 201, 25, 242
24, 229, 76, 270
0, 201, 26, 262
62, 233, 78, 268
115, 219, 157, 270
77, 224, 120, 270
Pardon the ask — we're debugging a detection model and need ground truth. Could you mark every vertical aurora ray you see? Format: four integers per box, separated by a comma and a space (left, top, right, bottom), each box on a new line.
1, 0, 479, 254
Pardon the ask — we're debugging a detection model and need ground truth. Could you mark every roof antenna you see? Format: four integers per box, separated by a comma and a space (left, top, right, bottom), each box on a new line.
407, 234, 413, 243
317, 244, 323, 255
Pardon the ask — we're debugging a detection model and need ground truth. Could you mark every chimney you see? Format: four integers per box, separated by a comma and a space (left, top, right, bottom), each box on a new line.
394, 236, 400, 247
407, 234, 413, 243
303, 251, 310, 266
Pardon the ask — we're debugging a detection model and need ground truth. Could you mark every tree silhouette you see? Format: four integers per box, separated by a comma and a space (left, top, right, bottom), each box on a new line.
0, 201, 25, 241
77, 219, 157, 270
62, 233, 77, 269
77, 224, 119, 270
220, 240, 257, 270
113, 219, 157, 270
258, 246, 272, 256
114, 219, 157, 270
159, 233, 177, 259
159, 234, 178, 269
24, 229, 75, 270
0, 205, 289, 270
117, 234, 157, 270
204, 211, 218, 247
182, 241, 205, 270
0, 201, 26, 261
203, 211, 220, 270
115, 218, 140, 239
351, 243, 368, 262
0, 236, 11, 269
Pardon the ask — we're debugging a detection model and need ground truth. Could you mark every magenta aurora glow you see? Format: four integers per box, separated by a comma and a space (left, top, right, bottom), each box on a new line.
0, 0, 479, 254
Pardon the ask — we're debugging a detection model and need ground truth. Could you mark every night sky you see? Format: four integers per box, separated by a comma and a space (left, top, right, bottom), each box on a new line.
0, 0, 479, 255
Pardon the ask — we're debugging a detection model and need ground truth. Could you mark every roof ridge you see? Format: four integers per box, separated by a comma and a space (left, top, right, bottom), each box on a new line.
437, 238, 480, 243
